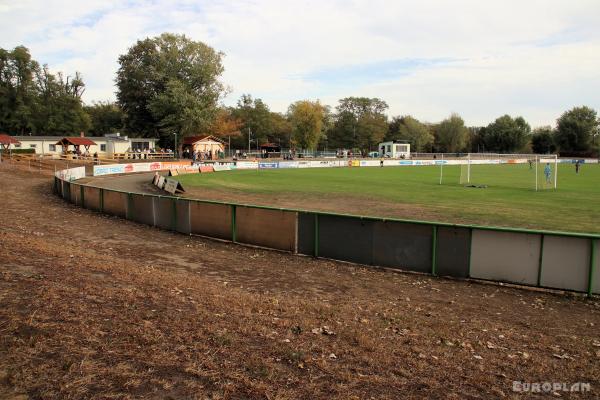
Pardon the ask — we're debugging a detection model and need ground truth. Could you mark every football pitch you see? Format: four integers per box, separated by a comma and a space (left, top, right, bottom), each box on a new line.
177, 163, 600, 234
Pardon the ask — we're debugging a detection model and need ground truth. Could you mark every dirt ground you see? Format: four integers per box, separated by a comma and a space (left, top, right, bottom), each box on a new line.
1, 162, 599, 399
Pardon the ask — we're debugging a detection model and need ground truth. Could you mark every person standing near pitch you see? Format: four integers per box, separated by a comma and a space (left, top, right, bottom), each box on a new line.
544, 163, 552, 184
575, 160, 581, 174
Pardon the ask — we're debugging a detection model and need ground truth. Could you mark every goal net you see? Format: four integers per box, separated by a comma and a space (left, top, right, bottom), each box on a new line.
449, 153, 558, 190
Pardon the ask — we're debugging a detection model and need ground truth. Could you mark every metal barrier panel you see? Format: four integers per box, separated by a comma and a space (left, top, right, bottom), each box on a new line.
156, 196, 176, 230
69, 183, 81, 205
83, 186, 101, 211
297, 212, 315, 255
103, 190, 127, 219
189, 201, 232, 240
540, 236, 590, 292
236, 206, 296, 251
436, 227, 471, 278
372, 221, 432, 272
130, 194, 155, 226
319, 215, 373, 265
175, 199, 191, 234
61, 181, 71, 201
470, 229, 540, 285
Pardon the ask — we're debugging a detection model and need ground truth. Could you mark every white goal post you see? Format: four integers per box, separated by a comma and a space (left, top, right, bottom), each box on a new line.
437, 153, 558, 190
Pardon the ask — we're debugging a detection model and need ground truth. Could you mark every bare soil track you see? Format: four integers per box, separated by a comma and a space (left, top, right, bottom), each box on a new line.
0, 162, 599, 399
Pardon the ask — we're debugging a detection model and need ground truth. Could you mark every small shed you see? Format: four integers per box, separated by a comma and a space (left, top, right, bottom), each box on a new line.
378, 140, 411, 158
183, 135, 226, 158
0, 134, 20, 151
56, 137, 97, 155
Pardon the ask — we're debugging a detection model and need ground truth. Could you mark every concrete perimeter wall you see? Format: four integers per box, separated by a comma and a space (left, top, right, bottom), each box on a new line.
53, 171, 600, 295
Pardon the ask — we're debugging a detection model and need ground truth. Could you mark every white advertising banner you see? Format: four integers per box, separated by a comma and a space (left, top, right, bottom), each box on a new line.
212, 164, 232, 172
56, 166, 86, 181
236, 161, 258, 169
93, 164, 125, 176
359, 160, 380, 167
278, 161, 299, 169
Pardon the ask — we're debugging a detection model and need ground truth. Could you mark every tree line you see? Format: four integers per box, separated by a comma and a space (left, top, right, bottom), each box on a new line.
2, 35, 599, 156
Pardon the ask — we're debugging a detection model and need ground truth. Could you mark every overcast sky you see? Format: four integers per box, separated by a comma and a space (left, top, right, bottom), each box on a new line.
2, 0, 599, 127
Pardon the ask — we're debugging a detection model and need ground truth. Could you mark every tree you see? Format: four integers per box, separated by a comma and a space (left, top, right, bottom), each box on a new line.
386, 116, 433, 152
287, 100, 326, 150
531, 126, 556, 154
554, 106, 598, 154
480, 115, 530, 153
434, 113, 469, 153
0, 46, 90, 135
116, 33, 226, 149
84, 101, 125, 135
327, 97, 388, 151
231, 94, 273, 149
209, 107, 243, 137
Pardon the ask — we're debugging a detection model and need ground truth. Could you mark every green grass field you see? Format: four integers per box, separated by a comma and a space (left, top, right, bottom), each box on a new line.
177, 163, 600, 234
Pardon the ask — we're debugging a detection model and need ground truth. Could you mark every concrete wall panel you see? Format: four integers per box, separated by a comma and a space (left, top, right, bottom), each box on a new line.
436, 226, 471, 278
83, 186, 101, 211
470, 229, 540, 285
103, 190, 127, 219
372, 221, 432, 273
189, 201, 232, 240
236, 207, 296, 251
541, 236, 590, 292
130, 194, 155, 226
318, 215, 373, 265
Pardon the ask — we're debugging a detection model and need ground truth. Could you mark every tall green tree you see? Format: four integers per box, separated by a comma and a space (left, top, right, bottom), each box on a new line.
531, 126, 556, 154
480, 115, 530, 153
84, 101, 125, 134
287, 100, 326, 150
116, 33, 226, 148
327, 97, 388, 151
0, 46, 90, 135
554, 106, 598, 154
434, 113, 469, 152
386, 116, 433, 152
231, 94, 273, 149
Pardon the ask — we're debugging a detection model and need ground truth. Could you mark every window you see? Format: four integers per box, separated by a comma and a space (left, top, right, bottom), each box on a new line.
386, 145, 391, 152
14, 144, 21, 148
29, 144, 37, 148
100, 144, 106, 152
49, 144, 56, 152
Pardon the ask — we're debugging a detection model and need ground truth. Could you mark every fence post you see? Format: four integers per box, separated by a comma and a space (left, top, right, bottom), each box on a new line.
431, 225, 437, 275
80, 185, 85, 207
537, 234, 545, 287
588, 239, 597, 297
314, 214, 319, 257
231, 204, 237, 242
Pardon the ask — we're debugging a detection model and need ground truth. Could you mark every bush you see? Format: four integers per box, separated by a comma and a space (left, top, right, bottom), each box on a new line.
0, 148, 35, 154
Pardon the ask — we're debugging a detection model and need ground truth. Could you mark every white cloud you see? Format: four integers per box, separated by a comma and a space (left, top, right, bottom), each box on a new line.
1, 0, 599, 126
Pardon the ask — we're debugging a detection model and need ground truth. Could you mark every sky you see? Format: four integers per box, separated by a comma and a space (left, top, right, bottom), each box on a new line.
1, 0, 599, 127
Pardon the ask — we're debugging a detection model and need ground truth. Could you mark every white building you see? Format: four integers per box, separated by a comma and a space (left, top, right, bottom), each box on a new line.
378, 141, 411, 158
11, 133, 158, 156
